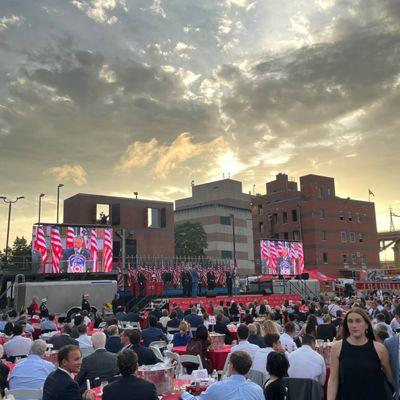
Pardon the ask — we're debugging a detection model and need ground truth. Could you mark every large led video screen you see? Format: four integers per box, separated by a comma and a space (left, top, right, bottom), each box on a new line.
260, 240, 304, 275
32, 225, 113, 274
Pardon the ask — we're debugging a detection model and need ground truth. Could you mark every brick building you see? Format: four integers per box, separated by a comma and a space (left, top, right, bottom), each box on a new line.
252, 174, 379, 277
63, 194, 174, 259
175, 179, 254, 274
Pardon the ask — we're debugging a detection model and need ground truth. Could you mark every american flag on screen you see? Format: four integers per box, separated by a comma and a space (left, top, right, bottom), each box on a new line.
35, 225, 48, 273
50, 226, 62, 273
278, 241, 284, 257
269, 241, 278, 273
261, 240, 271, 269
295, 242, 304, 273
90, 228, 98, 272
66, 227, 75, 248
103, 228, 113, 272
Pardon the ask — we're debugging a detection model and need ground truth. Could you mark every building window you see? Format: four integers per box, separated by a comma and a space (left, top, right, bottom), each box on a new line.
327, 188, 331, 197
258, 205, 263, 215
147, 208, 160, 228
321, 230, 327, 241
317, 187, 322, 199
221, 250, 233, 259
359, 233, 364, 243
293, 230, 300, 241
323, 252, 328, 264
360, 254, 366, 265
160, 208, 166, 228
319, 208, 325, 219
220, 216, 231, 225
273, 213, 278, 224
284, 232, 289, 240
356, 213, 361, 223
351, 254, 357, 264
339, 211, 344, 221
259, 222, 264, 233
342, 254, 348, 264
349, 232, 356, 242
111, 204, 121, 226
283, 211, 288, 224
340, 231, 347, 242
292, 209, 298, 222
348, 212, 352, 222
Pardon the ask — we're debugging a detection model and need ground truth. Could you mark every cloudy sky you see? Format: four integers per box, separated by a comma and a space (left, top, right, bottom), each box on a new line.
0, 0, 399, 256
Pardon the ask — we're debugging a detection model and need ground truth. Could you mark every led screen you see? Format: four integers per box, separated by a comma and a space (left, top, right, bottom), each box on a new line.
32, 225, 113, 274
260, 240, 304, 275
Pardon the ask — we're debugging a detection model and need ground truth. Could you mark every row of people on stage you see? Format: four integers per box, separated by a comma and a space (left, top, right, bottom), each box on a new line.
125, 265, 240, 296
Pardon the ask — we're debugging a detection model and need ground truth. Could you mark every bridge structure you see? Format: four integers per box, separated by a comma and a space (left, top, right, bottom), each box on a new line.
378, 207, 400, 268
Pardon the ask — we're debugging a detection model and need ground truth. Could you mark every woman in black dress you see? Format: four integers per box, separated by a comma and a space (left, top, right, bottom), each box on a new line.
264, 351, 288, 400
327, 307, 393, 400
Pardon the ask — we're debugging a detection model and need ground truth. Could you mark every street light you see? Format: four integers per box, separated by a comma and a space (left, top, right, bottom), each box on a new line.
229, 213, 236, 269
0, 196, 24, 260
56, 184, 64, 224
38, 193, 45, 224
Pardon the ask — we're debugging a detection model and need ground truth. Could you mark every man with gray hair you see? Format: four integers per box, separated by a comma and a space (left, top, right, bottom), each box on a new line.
76, 331, 119, 389
9, 339, 55, 391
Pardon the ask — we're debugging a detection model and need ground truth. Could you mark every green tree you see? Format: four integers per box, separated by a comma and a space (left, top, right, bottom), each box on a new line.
10, 236, 31, 267
175, 222, 208, 257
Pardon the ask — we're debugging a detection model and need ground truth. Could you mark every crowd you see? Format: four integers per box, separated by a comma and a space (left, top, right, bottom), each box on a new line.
0, 292, 397, 400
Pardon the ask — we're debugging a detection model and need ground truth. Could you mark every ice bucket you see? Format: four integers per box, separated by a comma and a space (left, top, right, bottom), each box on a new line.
137, 364, 175, 395
210, 333, 225, 350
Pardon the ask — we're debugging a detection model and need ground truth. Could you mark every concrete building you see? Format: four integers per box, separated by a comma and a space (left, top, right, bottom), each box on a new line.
63, 194, 174, 259
175, 179, 254, 274
252, 173, 380, 277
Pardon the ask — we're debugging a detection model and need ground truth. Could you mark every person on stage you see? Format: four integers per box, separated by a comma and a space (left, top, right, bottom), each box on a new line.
61, 236, 92, 273
207, 269, 215, 291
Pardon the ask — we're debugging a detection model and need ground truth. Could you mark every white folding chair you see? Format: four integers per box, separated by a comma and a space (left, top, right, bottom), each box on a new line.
167, 327, 179, 335
218, 351, 231, 378
180, 354, 203, 371
164, 350, 181, 365
149, 345, 164, 362
5, 388, 43, 399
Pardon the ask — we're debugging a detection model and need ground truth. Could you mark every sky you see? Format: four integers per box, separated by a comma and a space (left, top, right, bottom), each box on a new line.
0, 0, 399, 258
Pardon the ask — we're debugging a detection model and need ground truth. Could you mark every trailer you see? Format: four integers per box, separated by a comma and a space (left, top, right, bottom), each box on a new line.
13, 275, 117, 318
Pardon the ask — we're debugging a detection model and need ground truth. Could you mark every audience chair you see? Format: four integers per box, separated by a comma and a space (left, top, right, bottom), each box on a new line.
180, 354, 203, 371
282, 377, 323, 400
5, 388, 43, 400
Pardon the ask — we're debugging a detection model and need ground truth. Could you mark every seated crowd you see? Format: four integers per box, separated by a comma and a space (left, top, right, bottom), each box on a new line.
0, 293, 397, 400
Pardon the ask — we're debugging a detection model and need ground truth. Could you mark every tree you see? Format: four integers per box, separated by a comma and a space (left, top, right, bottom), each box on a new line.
175, 222, 208, 257
10, 236, 31, 267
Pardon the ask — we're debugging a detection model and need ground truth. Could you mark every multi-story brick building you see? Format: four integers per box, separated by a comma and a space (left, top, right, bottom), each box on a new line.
63, 194, 174, 259
175, 179, 254, 274
252, 173, 379, 277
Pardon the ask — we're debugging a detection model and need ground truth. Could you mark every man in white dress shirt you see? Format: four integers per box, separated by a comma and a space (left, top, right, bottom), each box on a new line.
288, 334, 326, 386
230, 324, 260, 360
4, 325, 32, 360
279, 322, 297, 353
252, 333, 284, 382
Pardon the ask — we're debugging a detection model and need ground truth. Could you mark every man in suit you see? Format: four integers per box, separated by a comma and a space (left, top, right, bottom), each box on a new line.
124, 329, 161, 366
126, 307, 140, 322
48, 324, 79, 350
76, 332, 119, 389
191, 266, 199, 297
61, 236, 92, 273
42, 345, 95, 400
248, 324, 265, 348
184, 307, 204, 328
105, 325, 124, 354
214, 314, 233, 345
385, 335, 400, 399
141, 316, 167, 347
103, 348, 158, 400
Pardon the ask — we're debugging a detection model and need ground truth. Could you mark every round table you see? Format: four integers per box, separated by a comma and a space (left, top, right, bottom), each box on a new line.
172, 345, 233, 371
